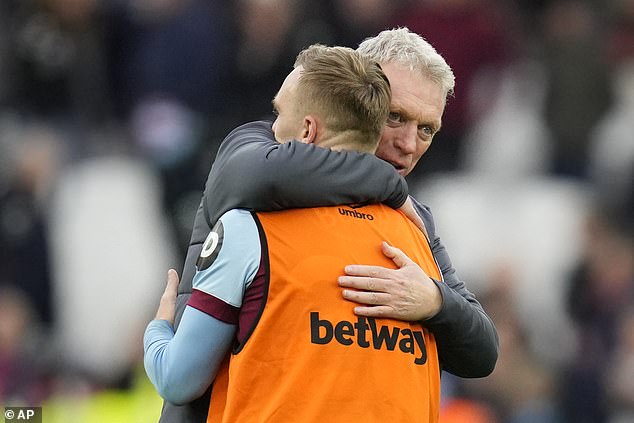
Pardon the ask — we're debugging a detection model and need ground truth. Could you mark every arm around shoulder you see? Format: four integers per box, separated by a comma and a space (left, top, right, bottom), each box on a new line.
203, 121, 408, 225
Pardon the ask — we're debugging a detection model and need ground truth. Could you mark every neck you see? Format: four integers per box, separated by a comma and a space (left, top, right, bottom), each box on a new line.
316, 130, 376, 154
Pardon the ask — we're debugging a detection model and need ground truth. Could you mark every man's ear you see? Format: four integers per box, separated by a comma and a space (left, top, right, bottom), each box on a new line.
300, 115, 318, 144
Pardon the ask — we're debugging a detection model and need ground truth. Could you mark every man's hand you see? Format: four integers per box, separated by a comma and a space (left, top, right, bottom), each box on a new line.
338, 242, 442, 321
155, 269, 180, 325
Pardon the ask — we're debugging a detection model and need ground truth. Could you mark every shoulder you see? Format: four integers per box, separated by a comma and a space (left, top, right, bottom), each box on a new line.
198, 209, 260, 271
219, 208, 259, 231
194, 209, 261, 307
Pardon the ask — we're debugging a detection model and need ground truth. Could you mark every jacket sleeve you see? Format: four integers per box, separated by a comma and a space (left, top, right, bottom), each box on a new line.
202, 120, 408, 227
413, 198, 499, 378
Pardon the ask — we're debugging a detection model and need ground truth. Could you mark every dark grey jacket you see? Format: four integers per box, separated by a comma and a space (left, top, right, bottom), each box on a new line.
159, 121, 498, 422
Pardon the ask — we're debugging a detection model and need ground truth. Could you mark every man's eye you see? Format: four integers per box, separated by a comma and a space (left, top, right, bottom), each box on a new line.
387, 112, 402, 124
418, 125, 434, 138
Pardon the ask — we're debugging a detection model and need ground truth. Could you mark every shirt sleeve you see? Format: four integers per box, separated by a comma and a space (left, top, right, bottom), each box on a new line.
143, 209, 262, 404
201, 120, 409, 227
412, 197, 499, 377
143, 307, 235, 405
188, 209, 261, 324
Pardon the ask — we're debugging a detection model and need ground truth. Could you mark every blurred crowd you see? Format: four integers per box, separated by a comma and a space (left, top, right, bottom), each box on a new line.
0, 0, 632, 422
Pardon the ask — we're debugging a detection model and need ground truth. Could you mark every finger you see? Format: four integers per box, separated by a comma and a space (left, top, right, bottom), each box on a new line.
167, 269, 180, 286
344, 264, 390, 278
381, 242, 414, 269
338, 276, 386, 292
161, 269, 180, 301
352, 305, 395, 319
342, 289, 391, 306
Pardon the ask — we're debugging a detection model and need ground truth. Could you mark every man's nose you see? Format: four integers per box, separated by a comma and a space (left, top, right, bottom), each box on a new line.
395, 123, 418, 154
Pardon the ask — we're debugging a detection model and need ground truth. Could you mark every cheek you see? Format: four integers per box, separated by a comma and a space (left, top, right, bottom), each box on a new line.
376, 130, 397, 160
374, 140, 392, 162
419, 141, 430, 155
414, 140, 432, 163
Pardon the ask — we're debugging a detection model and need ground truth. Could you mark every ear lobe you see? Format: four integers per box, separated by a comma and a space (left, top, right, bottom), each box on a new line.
301, 116, 318, 144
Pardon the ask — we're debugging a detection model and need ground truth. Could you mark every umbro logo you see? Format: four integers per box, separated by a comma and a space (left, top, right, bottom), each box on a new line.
338, 207, 374, 221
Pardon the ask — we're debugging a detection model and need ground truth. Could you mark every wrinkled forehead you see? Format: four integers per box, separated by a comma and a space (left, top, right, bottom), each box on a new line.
380, 62, 444, 119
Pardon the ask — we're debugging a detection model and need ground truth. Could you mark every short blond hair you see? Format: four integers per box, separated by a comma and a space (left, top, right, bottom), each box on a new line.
294, 44, 391, 150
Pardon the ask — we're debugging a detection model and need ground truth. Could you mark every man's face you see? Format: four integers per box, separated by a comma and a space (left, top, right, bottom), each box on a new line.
271, 67, 305, 143
376, 62, 445, 176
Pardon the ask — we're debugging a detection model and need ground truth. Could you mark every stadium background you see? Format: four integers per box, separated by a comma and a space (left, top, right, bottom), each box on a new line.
0, 0, 632, 422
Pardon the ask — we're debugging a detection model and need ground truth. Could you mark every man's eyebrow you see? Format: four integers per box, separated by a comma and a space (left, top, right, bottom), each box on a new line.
397, 108, 441, 132
399, 109, 418, 122
391, 106, 419, 123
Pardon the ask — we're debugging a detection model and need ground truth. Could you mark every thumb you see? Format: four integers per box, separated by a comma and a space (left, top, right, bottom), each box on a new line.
381, 241, 413, 269
165, 268, 180, 292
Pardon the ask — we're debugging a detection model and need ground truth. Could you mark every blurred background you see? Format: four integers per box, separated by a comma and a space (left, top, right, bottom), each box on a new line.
0, 0, 632, 422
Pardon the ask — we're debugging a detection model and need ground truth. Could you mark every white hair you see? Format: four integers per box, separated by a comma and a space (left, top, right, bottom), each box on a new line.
357, 27, 455, 100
